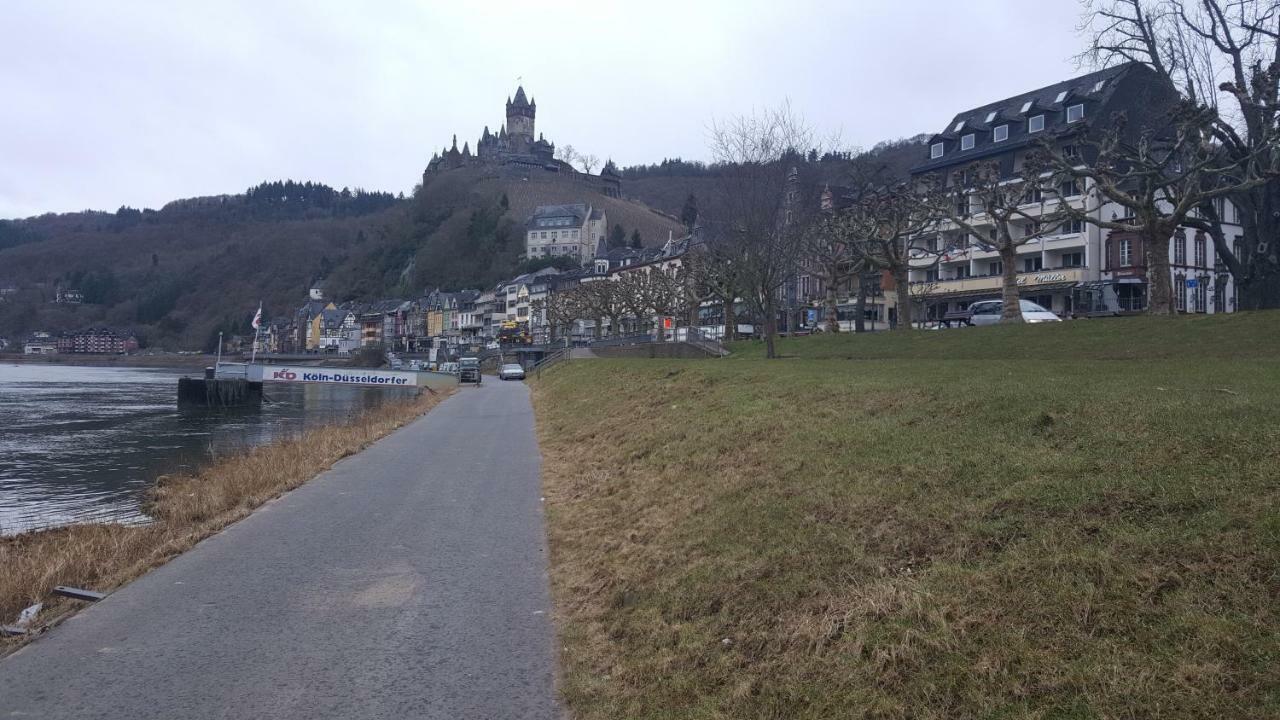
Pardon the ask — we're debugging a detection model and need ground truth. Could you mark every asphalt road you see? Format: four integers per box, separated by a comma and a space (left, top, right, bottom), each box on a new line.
0, 379, 561, 719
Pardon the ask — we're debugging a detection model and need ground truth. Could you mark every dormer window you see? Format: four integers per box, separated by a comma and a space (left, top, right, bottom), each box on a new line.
961, 133, 975, 151
1020, 100, 1034, 114
1054, 90, 1069, 104
993, 124, 1009, 142
1029, 115, 1045, 133
953, 121, 965, 133
985, 111, 998, 123
1067, 104, 1085, 123
930, 142, 944, 159
1092, 79, 1106, 93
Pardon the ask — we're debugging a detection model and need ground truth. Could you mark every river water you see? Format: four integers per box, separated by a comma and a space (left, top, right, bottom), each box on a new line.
0, 363, 415, 535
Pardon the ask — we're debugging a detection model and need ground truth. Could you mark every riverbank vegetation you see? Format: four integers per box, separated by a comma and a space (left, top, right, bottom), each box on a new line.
531, 313, 1280, 719
1, 388, 449, 649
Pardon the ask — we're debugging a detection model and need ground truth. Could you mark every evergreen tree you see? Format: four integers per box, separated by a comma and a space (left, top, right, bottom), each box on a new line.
630, 229, 643, 249
681, 194, 698, 231
609, 223, 627, 249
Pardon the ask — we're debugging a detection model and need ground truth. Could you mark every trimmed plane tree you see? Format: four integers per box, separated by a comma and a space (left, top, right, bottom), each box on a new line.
919, 161, 1067, 323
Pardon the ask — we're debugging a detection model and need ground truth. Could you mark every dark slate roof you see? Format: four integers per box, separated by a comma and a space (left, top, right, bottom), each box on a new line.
528, 203, 590, 230
910, 62, 1167, 175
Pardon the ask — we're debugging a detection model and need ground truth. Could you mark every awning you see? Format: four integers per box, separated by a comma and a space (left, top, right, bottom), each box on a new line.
919, 281, 1079, 301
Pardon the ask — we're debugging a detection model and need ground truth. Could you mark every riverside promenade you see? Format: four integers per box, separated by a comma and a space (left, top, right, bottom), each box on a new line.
0, 381, 560, 719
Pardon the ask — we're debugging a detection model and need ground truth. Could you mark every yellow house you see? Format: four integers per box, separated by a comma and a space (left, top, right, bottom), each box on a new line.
306, 302, 336, 350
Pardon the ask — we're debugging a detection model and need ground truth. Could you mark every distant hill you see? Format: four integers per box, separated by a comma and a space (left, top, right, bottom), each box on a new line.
620, 136, 929, 216
0, 173, 683, 350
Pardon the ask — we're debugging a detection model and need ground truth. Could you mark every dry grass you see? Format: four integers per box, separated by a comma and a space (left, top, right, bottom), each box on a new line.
0, 388, 449, 649
532, 314, 1280, 719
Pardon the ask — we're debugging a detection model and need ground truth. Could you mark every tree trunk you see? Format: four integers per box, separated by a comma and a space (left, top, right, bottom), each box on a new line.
893, 267, 912, 331
723, 296, 737, 342
999, 244, 1024, 322
1232, 182, 1280, 310
1145, 226, 1175, 316
593, 318, 602, 339
764, 296, 778, 358
824, 280, 840, 333
854, 276, 868, 333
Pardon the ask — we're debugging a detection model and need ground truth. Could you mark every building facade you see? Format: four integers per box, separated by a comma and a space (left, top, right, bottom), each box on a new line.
525, 204, 608, 261
907, 63, 1242, 319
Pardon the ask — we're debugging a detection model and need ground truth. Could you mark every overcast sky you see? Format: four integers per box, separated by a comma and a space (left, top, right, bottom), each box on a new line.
1, 0, 1088, 219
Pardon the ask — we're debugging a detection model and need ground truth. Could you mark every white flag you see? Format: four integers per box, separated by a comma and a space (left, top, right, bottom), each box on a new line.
251, 304, 262, 330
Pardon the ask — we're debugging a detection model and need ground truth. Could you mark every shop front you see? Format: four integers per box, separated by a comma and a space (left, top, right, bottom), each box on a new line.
914, 268, 1086, 321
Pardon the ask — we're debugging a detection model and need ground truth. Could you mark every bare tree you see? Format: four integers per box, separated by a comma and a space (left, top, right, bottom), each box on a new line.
557, 144, 579, 168
706, 103, 821, 358
1028, 105, 1268, 314
919, 161, 1067, 322
807, 210, 867, 332
682, 233, 743, 340
579, 154, 599, 175
841, 186, 937, 331
1080, 0, 1280, 308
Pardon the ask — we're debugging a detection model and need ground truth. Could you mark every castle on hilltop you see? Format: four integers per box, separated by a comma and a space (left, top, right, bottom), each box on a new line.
424, 86, 621, 198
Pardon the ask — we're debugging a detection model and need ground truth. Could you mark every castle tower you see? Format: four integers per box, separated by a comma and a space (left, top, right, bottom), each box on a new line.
505, 85, 536, 147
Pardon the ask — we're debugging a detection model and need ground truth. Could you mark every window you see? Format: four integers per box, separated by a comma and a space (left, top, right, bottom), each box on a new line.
1054, 90, 1069, 104
954, 266, 971, 280
1062, 218, 1084, 234
1067, 104, 1085, 123
961, 133, 975, 150
1119, 238, 1134, 266
1059, 178, 1082, 197
1061, 252, 1084, 267
1062, 144, 1078, 159
925, 269, 939, 282
953, 121, 965, 133
993, 124, 1009, 142
1026, 185, 1044, 204
1195, 236, 1207, 267
955, 195, 968, 216
1092, 79, 1106, 93
1194, 282, 1206, 312
1023, 221, 1041, 238
1020, 100, 1034, 114
1029, 115, 1045, 133
930, 142, 944, 159
985, 111, 998, 123
1174, 235, 1186, 264
989, 261, 1003, 276
1023, 256, 1043, 272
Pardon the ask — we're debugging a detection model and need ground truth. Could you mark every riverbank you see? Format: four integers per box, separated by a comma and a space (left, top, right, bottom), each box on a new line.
531, 314, 1280, 719
1, 387, 450, 649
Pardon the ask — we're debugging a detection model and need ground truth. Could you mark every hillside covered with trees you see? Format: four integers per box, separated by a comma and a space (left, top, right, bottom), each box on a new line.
0, 173, 682, 350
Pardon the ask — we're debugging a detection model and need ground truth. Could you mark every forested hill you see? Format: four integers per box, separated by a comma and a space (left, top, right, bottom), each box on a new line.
619, 136, 929, 216
0, 174, 681, 350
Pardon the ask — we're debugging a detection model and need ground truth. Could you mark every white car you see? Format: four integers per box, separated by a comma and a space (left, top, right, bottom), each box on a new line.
968, 299, 1061, 325
499, 363, 526, 381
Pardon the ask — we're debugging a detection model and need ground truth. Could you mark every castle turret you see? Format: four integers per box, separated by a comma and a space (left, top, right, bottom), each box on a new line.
505, 85, 536, 146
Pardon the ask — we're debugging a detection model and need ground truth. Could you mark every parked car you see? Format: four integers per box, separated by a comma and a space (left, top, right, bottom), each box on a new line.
499, 363, 526, 381
967, 300, 1061, 325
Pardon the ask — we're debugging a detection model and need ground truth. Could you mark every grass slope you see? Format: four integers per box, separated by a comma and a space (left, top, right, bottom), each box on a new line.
532, 313, 1280, 719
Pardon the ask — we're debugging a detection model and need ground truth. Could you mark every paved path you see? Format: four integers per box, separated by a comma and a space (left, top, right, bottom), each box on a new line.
0, 380, 560, 719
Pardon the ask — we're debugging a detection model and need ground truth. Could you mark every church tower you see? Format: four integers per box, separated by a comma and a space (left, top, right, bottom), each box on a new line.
505, 85, 536, 150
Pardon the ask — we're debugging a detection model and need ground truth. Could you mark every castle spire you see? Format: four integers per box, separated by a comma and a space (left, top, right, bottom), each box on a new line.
462, 141, 471, 157
451, 134, 458, 151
